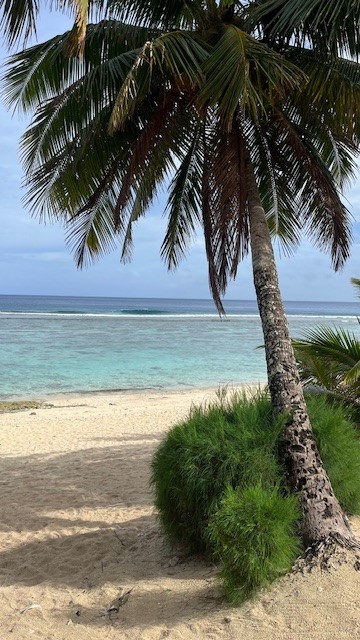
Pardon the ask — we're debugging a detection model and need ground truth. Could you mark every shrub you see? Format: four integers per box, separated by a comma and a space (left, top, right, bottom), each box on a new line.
151, 390, 360, 564
150, 391, 284, 553
208, 484, 301, 604
307, 394, 360, 515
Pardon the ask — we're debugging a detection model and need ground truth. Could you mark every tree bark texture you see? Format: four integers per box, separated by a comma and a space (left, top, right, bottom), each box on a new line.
246, 162, 354, 547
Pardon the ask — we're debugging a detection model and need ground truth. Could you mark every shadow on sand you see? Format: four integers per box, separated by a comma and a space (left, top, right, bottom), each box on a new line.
0, 433, 224, 633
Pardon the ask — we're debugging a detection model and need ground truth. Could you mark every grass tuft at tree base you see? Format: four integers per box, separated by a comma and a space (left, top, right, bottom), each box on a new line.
208, 484, 301, 604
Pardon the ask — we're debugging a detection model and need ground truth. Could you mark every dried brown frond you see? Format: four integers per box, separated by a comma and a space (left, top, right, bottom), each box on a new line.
201, 111, 249, 314
272, 109, 351, 269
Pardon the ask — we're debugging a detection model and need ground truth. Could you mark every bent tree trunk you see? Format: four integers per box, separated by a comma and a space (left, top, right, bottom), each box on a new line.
246, 163, 354, 547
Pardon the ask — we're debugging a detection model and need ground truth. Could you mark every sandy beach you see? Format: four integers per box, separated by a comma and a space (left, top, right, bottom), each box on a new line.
0, 387, 359, 640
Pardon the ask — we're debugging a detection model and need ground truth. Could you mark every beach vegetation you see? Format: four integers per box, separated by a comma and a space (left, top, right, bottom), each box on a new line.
294, 327, 360, 406
208, 484, 301, 604
294, 278, 360, 408
151, 391, 284, 553
305, 394, 360, 514
2, 0, 360, 550
152, 391, 360, 567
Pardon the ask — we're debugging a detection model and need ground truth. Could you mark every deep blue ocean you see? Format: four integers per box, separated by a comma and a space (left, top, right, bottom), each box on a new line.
0, 295, 358, 399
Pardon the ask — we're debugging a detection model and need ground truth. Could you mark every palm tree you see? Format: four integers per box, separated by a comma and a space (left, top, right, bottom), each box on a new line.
2, 0, 360, 548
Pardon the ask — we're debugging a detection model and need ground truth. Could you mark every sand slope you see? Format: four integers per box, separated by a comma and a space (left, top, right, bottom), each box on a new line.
0, 388, 359, 639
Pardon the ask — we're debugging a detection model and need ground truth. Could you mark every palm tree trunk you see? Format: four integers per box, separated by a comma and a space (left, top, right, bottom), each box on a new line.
246, 161, 354, 548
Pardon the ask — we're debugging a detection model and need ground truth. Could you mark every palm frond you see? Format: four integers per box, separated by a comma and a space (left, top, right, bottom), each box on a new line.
287, 50, 360, 158
198, 24, 304, 130
253, 0, 360, 57
202, 125, 224, 315
2, 33, 76, 113
103, 0, 203, 30
18, 70, 123, 176
113, 98, 199, 262
269, 110, 352, 270
0, 0, 40, 47
200, 110, 249, 314
22, 98, 140, 220
108, 30, 207, 134
252, 122, 302, 254
66, 206, 119, 267
208, 113, 249, 284
294, 325, 360, 399
65, 0, 89, 57
161, 124, 202, 270
0, 0, 92, 53
112, 90, 182, 228
2, 20, 154, 115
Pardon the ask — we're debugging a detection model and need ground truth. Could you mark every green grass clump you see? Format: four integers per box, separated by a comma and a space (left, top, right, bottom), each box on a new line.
151, 389, 360, 603
308, 394, 360, 514
208, 484, 301, 603
151, 391, 284, 553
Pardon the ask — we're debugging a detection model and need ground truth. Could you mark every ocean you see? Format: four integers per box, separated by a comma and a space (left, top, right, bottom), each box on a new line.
0, 295, 358, 399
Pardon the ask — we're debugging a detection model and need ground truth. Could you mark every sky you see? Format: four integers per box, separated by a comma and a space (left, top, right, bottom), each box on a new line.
0, 10, 359, 303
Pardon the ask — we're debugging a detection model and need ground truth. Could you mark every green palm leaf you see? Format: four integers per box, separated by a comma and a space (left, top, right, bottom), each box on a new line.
0, 0, 42, 47
1, 20, 156, 115
104, 0, 203, 30
294, 326, 360, 399
266, 110, 351, 270
253, 0, 360, 57
66, 207, 119, 267
161, 124, 203, 269
198, 24, 304, 129
0, 0, 91, 52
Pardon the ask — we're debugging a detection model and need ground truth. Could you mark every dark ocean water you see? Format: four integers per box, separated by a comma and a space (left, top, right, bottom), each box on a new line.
0, 295, 358, 399
0, 294, 358, 317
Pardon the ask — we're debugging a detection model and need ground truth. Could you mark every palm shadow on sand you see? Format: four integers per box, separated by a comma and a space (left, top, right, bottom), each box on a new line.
0, 434, 223, 632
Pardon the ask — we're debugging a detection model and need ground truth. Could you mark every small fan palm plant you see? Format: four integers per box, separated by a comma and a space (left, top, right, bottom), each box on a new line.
294, 279, 360, 405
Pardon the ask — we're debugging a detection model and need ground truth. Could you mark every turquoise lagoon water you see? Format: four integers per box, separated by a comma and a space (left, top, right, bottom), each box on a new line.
0, 295, 358, 399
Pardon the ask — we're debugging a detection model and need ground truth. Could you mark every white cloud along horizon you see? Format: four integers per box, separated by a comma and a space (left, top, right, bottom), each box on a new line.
0, 12, 359, 304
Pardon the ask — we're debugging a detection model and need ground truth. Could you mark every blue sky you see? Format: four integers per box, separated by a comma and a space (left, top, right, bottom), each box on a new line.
0, 11, 359, 302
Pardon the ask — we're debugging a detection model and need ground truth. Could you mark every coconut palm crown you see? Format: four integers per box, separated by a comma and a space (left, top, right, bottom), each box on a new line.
2, 0, 360, 547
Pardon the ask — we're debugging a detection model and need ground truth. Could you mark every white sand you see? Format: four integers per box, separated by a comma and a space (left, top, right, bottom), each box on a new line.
0, 387, 359, 640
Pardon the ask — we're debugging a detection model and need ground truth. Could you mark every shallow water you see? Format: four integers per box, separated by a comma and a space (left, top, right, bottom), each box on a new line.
0, 295, 358, 398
